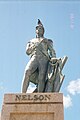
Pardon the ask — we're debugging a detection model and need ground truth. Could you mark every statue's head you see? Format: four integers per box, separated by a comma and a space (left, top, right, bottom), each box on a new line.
36, 19, 45, 38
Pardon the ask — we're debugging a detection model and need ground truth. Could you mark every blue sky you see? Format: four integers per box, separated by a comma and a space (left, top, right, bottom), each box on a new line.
0, 1, 80, 120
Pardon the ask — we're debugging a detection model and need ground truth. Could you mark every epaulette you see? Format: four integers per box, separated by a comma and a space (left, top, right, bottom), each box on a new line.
48, 39, 53, 43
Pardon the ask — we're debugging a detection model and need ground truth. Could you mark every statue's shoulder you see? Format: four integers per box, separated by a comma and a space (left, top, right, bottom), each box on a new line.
30, 38, 36, 42
44, 38, 53, 46
48, 39, 53, 43
44, 38, 53, 42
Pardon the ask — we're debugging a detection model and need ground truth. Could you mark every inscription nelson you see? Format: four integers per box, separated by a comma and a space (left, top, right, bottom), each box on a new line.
15, 94, 51, 102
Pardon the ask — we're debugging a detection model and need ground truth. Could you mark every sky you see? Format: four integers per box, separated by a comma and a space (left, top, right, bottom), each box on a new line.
0, 0, 80, 120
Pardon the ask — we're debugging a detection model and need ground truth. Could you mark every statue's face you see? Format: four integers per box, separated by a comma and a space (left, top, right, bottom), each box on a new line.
36, 26, 44, 36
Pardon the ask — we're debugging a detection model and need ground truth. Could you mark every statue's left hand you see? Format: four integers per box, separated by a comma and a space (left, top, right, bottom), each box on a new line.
50, 58, 58, 64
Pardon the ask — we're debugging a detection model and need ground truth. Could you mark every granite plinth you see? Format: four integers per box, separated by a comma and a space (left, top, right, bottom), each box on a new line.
1, 93, 64, 120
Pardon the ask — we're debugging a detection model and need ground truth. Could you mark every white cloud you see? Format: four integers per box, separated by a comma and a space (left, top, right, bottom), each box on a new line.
0, 82, 4, 91
63, 94, 72, 108
0, 86, 4, 91
67, 78, 80, 95
63, 78, 80, 109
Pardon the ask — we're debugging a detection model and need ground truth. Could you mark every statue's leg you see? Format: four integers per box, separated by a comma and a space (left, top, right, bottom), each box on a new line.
21, 56, 38, 93
38, 59, 48, 92
22, 69, 31, 93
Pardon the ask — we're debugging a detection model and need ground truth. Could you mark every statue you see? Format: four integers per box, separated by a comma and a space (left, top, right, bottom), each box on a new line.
21, 19, 68, 93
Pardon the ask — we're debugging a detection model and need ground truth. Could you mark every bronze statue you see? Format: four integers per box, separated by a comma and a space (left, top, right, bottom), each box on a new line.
21, 19, 68, 93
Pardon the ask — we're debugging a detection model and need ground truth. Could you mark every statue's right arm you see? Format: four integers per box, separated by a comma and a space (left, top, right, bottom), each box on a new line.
26, 41, 36, 55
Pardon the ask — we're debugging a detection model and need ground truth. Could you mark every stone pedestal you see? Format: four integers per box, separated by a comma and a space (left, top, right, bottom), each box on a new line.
1, 93, 64, 120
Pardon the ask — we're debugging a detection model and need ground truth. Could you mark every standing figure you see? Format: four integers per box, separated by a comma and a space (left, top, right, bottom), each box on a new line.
21, 19, 56, 93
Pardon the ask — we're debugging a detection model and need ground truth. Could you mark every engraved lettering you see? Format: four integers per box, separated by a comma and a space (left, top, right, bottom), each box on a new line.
39, 95, 44, 101
15, 95, 21, 101
22, 95, 27, 100
15, 94, 51, 101
45, 95, 51, 100
27, 95, 33, 100
34, 95, 38, 101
